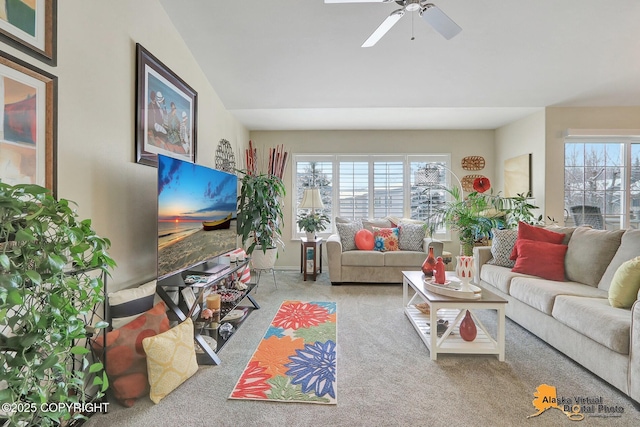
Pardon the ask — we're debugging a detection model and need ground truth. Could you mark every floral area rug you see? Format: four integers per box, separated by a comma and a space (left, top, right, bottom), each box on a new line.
229, 300, 337, 404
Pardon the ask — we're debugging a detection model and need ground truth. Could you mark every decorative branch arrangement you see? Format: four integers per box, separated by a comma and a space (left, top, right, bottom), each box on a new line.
244, 140, 288, 179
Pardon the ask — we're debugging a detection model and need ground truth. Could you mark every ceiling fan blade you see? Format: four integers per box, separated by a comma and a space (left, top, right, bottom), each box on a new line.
362, 9, 405, 47
324, 1, 392, 3
420, 4, 462, 40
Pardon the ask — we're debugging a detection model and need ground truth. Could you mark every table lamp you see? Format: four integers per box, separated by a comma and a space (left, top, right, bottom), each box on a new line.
299, 188, 324, 214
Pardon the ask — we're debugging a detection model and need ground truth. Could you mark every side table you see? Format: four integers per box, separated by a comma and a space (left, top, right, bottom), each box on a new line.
300, 237, 323, 281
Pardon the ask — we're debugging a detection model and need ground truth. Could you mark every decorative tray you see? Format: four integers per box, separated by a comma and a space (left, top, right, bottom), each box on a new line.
423, 278, 482, 299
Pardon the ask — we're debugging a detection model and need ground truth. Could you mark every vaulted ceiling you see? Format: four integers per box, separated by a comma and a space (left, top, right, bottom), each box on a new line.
160, 0, 640, 130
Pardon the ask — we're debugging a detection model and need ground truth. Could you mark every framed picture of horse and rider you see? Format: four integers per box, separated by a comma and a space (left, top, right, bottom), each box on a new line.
135, 43, 197, 167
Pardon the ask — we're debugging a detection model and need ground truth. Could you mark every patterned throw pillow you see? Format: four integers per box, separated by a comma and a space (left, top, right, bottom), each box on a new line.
487, 228, 517, 268
108, 280, 156, 329
142, 318, 199, 404
335, 221, 362, 251
398, 223, 426, 251
92, 301, 170, 407
372, 227, 400, 252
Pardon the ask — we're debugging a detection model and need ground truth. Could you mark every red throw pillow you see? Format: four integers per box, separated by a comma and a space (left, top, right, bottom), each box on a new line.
92, 301, 170, 407
510, 221, 565, 261
355, 229, 375, 250
511, 239, 568, 281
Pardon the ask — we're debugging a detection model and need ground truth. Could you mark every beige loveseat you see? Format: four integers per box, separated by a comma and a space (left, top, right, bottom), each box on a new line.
327, 217, 455, 284
474, 226, 640, 404
327, 233, 443, 284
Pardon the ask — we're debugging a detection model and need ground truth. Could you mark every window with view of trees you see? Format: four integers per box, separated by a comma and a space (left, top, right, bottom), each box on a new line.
564, 138, 640, 230
293, 154, 452, 238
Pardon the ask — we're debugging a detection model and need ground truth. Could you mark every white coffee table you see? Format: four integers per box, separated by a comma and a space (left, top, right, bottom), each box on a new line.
402, 270, 507, 361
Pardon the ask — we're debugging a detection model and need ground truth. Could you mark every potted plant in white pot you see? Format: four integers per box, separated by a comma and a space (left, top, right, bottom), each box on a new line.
236, 170, 286, 270
297, 212, 330, 241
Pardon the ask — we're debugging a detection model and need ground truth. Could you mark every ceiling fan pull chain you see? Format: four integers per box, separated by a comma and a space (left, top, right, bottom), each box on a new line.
411, 11, 415, 40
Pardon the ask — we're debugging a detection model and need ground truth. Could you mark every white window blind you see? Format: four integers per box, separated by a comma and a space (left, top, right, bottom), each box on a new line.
338, 161, 369, 219
292, 154, 451, 238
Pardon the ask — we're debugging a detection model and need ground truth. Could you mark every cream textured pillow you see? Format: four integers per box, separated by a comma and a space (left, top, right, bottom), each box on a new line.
109, 281, 157, 329
608, 257, 640, 308
142, 318, 198, 404
565, 227, 624, 287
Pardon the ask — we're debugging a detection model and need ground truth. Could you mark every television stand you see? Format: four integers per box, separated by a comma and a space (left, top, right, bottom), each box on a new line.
155, 259, 258, 365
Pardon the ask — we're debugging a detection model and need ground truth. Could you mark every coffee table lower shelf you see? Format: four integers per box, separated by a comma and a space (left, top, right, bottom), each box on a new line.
403, 270, 507, 361
405, 307, 502, 356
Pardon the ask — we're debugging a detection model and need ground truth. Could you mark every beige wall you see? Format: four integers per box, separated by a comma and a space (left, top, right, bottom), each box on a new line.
249, 130, 495, 268
495, 110, 545, 219
545, 107, 640, 224
1, 0, 249, 291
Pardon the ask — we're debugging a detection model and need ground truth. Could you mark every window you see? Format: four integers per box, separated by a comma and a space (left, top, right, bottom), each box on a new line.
295, 158, 333, 233
293, 154, 451, 238
338, 159, 369, 219
564, 135, 640, 230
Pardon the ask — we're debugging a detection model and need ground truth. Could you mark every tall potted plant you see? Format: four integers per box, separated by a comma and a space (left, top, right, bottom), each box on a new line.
0, 183, 115, 427
236, 170, 286, 269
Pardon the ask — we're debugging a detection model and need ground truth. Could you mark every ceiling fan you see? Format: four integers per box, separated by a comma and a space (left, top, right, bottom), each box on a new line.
325, 0, 462, 47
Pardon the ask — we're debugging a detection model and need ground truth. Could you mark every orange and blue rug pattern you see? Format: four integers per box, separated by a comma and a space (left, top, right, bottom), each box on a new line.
229, 300, 337, 404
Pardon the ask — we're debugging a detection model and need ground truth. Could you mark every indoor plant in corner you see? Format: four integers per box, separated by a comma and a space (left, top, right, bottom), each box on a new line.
0, 183, 115, 427
236, 170, 286, 270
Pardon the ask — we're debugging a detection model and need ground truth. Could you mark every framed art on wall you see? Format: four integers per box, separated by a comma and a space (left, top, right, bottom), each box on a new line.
135, 43, 197, 167
0, 0, 56, 66
0, 50, 57, 195
504, 153, 532, 197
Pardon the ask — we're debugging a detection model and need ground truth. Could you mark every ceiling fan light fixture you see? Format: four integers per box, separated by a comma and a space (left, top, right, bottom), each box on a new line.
420, 4, 462, 40
405, 0, 421, 12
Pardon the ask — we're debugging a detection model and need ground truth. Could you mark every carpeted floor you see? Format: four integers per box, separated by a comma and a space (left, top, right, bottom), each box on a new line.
85, 270, 639, 427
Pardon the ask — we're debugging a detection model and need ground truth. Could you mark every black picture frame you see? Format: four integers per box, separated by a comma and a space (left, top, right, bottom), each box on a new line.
135, 43, 197, 167
0, 0, 57, 66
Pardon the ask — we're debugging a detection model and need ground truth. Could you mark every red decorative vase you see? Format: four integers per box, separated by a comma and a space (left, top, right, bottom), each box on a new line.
434, 256, 446, 284
459, 310, 477, 342
422, 247, 436, 277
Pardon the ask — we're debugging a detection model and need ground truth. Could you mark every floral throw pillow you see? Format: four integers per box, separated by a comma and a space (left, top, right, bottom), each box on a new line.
372, 227, 400, 252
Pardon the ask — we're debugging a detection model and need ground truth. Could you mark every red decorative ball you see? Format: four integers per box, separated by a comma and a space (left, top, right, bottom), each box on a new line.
355, 229, 374, 250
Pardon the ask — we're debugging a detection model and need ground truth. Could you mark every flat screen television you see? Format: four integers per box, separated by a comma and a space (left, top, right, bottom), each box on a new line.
157, 154, 238, 280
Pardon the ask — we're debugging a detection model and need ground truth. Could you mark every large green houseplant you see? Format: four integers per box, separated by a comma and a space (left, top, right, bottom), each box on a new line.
430, 178, 540, 255
0, 183, 115, 427
236, 171, 286, 260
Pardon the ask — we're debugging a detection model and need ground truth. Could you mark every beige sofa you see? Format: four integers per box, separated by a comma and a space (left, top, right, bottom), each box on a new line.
474, 226, 640, 404
327, 234, 443, 284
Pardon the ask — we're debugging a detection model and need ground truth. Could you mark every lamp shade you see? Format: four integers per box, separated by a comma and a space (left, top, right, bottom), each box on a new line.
299, 188, 324, 210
